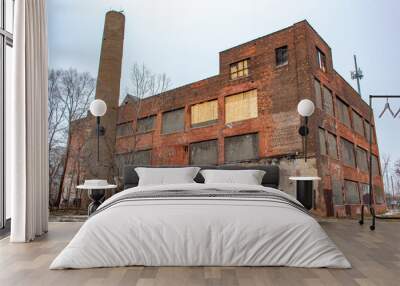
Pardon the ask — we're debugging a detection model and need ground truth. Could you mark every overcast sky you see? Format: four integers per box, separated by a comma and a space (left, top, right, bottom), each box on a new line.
47, 0, 400, 162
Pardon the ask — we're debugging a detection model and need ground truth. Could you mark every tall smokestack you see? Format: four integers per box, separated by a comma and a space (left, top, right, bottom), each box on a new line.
90, 11, 125, 179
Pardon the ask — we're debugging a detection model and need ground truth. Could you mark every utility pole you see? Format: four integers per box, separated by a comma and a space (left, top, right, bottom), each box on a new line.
351, 55, 363, 96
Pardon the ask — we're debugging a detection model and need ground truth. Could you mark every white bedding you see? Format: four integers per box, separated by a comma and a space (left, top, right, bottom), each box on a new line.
50, 183, 351, 269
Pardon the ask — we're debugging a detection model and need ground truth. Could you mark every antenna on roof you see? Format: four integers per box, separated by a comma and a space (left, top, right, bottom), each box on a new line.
351, 54, 363, 96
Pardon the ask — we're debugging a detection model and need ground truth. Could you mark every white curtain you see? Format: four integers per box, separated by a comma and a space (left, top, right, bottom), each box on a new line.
7, 0, 49, 242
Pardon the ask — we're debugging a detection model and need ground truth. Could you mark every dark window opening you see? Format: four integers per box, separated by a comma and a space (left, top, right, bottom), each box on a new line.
340, 138, 356, 168
319, 128, 327, 155
365, 121, 376, 143
317, 47, 327, 72
162, 108, 185, 134
374, 185, 384, 204
352, 110, 364, 136
116, 121, 134, 137
314, 79, 322, 109
332, 177, 344, 205
336, 97, 351, 127
326, 132, 338, 159
371, 155, 381, 176
322, 86, 334, 116
115, 150, 152, 175
344, 180, 360, 204
137, 115, 156, 133
359, 183, 370, 205
356, 146, 369, 172
224, 133, 258, 163
189, 140, 218, 165
275, 46, 288, 66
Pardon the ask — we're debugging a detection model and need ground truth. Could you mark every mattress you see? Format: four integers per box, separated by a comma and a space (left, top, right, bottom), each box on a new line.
50, 183, 351, 269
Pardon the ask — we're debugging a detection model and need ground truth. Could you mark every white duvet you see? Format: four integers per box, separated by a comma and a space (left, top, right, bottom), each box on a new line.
50, 183, 351, 269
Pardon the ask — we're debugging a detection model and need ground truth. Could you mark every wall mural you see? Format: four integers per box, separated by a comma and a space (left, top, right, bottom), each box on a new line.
48, 10, 393, 221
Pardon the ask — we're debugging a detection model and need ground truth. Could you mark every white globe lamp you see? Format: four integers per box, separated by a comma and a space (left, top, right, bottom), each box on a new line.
297, 99, 315, 117
89, 99, 107, 161
90, 99, 107, 117
297, 99, 315, 162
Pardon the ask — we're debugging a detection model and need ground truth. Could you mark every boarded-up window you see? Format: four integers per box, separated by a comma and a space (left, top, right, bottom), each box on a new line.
322, 86, 334, 116
137, 115, 155, 133
336, 98, 350, 127
359, 183, 370, 204
332, 177, 343, 205
162, 108, 184, 134
189, 140, 218, 165
356, 146, 368, 172
374, 185, 384, 204
191, 100, 218, 128
225, 133, 258, 163
116, 122, 134, 137
314, 79, 322, 109
225, 89, 258, 124
115, 150, 152, 173
319, 128, 327, 155
352, 110, 364, 136
372, 155, 380, 176
344, 180, 360, 204
341, 138, 356, 167
326, 132, 338, 159
230, 59, 249, 80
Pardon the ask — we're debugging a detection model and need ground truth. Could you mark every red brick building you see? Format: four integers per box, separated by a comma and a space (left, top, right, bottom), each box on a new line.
67, 19, 386, 217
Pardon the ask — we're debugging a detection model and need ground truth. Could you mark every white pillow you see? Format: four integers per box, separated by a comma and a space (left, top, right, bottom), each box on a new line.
135, 167, 201, 186
200, 169, 266, 185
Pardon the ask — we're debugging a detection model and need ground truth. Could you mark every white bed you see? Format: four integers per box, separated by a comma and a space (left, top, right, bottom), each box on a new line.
50, 183, 351, 269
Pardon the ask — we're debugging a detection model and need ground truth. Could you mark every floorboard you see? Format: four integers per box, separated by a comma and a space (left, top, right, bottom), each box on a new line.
0, 219, 399, 286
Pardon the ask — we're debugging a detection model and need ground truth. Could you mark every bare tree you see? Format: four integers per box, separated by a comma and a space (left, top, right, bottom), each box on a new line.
381, 154, 391, 193
129, 63, 171, 100
116, 63, 170, 174
48, 68, 96, 208
48, 69, 67, 207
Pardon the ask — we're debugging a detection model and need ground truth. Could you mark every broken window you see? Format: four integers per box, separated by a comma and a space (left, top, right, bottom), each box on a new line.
317, 47, 327, 72
314, 79, 322, 109
137, 115, 155, 133
275, 46, 288, 66
352, 110, 364, 136
191, 100, 218, 128
332, 177, 343, 205
322, 86, 334, 116
336, 97, 351, 127
326, 132, 338, 159
344, 180, 360, 204
116, 121, 133, 137
230, 59, 249, 80
189, 139, 218, 165
162, 108, 185, 134
356, 146, 368, 172
224, 133, 258, 163
319, 128, 327, 155
225, 89, 258, 124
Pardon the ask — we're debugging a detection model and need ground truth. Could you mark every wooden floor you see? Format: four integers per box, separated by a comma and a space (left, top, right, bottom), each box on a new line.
0, 220, 399, 286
